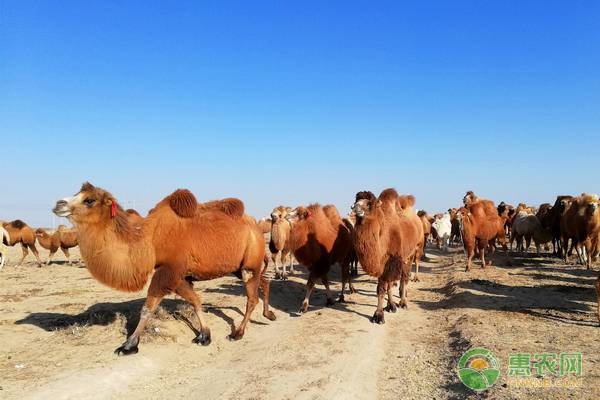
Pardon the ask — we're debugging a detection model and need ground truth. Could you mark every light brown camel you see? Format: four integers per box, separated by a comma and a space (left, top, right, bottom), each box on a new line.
53, 182, 276, 355
352, 188, 421, 324
2, 220, 42, 266
457, 198, 507, 271
286, 203, 353, 312
269, 206, 294, 280
36, 225, 79, 265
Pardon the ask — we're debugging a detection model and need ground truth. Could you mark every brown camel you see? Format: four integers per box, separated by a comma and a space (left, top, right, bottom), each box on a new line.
53, 182, 276, 355
269, 206, 294, 280
2, 220, 42, 266
417, 210, 431, 261
560, 194, 600, 268
286, 203, 353, 313
458, 197, 507, 271
257, 218, 272, 235
397, 195, 424, 282
35, 225, 79, 265
351, 188, 421, 324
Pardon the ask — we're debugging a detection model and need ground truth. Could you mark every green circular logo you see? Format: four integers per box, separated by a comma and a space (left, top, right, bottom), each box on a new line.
457, 347, 500, 392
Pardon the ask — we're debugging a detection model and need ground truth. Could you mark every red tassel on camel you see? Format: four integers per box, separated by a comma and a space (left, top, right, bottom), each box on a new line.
111, 201, 117, 218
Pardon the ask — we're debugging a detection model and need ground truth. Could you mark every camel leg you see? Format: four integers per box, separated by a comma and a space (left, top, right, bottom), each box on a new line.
465, 242, 475, 272
371, 279, 386, 324
174, 279, 212, 346
281, 249, 290, 280
258, 268, 276, 321
61, 247, 72, 265
562, 236, 570, 263
385, 284, 398, 313
479, 241, 488, 268
115, 268, 171, 355
299, 272, 316, 314
0, 252, 4, 269
321, 274, 335, 306
29, 244, 42, 267
338, 261, 355, 302
46, 250, 57, 266
288, 252, 295, 274
525, 236, 532, 254
17, 244, 29, 267
272, 251, 281, 280
230, 269, 260, 340
411, 252, 421, 282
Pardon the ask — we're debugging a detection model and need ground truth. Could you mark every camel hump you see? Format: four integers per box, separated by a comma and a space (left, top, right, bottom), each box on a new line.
9, 220, 27, 229
168, 189, 198, 218
355, 190, 376, 203
398, 195, 416, 209
200, 198, 245, 218
379, 188, 399, 202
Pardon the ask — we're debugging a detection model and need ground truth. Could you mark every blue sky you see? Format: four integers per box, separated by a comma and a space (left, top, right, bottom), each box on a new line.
1, 1, 599, 227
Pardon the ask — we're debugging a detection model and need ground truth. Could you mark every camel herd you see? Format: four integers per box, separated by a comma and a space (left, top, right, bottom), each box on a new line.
1, 183, 598, 356
0, 220, 78, 268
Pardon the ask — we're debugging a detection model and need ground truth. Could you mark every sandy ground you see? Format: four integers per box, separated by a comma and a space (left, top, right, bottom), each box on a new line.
0, 243, 598, 400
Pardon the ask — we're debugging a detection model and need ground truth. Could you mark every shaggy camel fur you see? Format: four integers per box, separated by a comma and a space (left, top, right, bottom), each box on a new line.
36, 226, 79, 265
2, 220, 42, 266
560, 194, 600, 268
286, 203, 354, 313
458, 198, 507, 271
269, 206, 294, 280
53, 182, 276, 355
352, 188, 421, 324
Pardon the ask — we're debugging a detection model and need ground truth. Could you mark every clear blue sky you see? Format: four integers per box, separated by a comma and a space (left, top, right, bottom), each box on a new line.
1, 1, 599, 227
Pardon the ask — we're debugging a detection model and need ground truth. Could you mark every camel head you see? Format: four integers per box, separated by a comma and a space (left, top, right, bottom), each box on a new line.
351, 196, 380, 219
462, 191, 477, 205
285, 206, 310, 223
455, 207, 471, 229
270, 206, 289, 222
53, 182, 120, 226
579, 194, 599, 217
34, 228, 47, 238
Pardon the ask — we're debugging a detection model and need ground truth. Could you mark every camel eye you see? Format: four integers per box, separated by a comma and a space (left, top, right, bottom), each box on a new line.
84, 198, 95, 206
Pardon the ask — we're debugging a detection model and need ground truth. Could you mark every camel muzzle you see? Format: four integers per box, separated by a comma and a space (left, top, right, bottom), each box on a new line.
53, 200, 72, 217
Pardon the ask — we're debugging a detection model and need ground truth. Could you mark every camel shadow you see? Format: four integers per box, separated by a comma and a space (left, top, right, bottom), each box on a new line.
415, 276, 597, 327
14, 297, 263, 338
205, 267, 377, 320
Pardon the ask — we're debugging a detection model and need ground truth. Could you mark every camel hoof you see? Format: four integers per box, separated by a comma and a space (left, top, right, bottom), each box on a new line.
399, 301, 408, 309
228, 331, 244, 341
325, 298, 335, 307
264, 310, 277, 321
193, 331, 211, 346
337, 294, 346, 303
384, 303, 397, 313
370, 312, 385, 324
298, 304, 309, 314
349, 286, 357, 294
114, 336, 139, 355
411, 276, 420, 282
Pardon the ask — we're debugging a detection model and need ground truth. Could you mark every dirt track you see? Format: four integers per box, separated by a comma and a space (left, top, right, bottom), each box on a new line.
1, 244, 598, 399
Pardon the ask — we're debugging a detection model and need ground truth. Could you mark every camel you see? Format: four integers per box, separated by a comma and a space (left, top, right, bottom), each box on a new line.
560, 193, 600, 268
550, 195, 574, 256
397, 195, 424, 282
510, 211, 550, 254
417, 210, 431, 260
257, 218, 272, 235
53, 182, 276, 355
35, 225, 79, 265
432, 213, 452, 252
497, 201, 515, 236
269, 206, 294, 280
351, 188, 421, 324
448, 208, 462, 245
2, 220, 42, 266
457, 196, 507, 271
285, 203, 354, 313
342, 214, 359, 276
